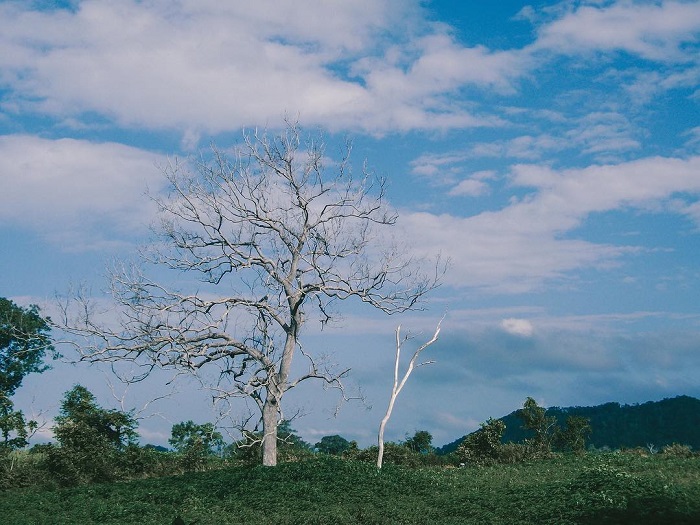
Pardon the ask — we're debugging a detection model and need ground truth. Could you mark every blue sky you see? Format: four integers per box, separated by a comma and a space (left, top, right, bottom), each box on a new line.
2, 0, 700, 448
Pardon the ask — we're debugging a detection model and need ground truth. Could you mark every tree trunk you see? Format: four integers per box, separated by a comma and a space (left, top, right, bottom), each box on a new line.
262, 396, 279, 466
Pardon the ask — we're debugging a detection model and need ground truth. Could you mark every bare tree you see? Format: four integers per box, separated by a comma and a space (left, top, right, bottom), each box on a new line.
58, 121, 441, 466
377, 320, 441, 469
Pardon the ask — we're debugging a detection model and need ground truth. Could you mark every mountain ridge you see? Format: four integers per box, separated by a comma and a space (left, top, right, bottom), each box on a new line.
437, 395, 700, 455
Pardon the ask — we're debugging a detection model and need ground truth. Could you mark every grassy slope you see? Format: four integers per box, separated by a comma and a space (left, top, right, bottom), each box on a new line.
1, 455, 699, 525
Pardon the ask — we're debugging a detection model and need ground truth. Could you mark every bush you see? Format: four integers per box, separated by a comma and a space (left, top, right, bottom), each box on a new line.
662, 443, 694, 458
0, 448, 48, 490
44, 439, 120, 486
44, 385, 140, 486
456, 418, 506, 466
347, 442, 447, 467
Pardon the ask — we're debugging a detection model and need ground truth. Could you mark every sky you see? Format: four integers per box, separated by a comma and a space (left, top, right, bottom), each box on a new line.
1, 0, 700, 449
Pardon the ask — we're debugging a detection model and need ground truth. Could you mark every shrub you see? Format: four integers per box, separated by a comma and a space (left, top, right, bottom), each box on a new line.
347, 442, 442, 467
45, 385, 139, 486
661, 443, 694, 458
456, 418, 506, 466
0, 448, 48, 490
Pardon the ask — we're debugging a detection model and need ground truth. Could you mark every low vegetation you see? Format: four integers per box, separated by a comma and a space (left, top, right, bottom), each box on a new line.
1, 453, 699, 524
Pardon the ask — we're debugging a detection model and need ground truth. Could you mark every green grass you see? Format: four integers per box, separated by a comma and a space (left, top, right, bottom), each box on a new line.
1, 454, 699, 524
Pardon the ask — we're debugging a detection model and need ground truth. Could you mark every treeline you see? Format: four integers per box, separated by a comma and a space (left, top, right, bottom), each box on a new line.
1, 383, 445, 488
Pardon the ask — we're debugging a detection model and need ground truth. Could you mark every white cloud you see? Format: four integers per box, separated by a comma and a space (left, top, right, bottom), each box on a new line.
410, 152, 470, 186
1, 0, 695, 139
448, 179, 490, 197
501, 318, 534, 337
0, 0, 517, 136
533, 1, 700, 62
566, 111, 641, 158
0, 135, 165, 249
399, 155, 700, 292
400, 210, 627, 293
510, 155, 700, 224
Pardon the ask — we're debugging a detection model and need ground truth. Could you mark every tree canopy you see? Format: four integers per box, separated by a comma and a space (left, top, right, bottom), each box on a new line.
0, 298, 54, 397
0, 298, 54, 450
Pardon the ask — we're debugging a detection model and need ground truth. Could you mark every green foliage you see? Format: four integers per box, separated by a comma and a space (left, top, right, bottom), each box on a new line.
0, 298, 54, 397
354, 442, 449, 467
493, 395, 700, 451
517, 396, 558, 455
314, 434, 351, 455
54, 385, 138, 449
169, 420, 225, 471
0, 454, 698, 524
348, 442, 426, 467
46, 385, 139, 486
555, 415, 592, 454
169, 421, 224, 455
456, 417, 507, 466
455, 397, 591, 465
0, 394, 36, 451
403, 430, 433, 454
0, 298, 53, 452
662, 443, 695, 458
0, 448, 48, 490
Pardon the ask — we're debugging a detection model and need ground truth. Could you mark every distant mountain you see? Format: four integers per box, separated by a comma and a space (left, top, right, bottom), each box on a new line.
437, 395, 700, 455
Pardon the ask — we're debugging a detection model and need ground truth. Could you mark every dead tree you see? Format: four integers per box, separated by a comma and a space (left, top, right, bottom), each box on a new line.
58, 121, 441, 466
377, 319, 442, 469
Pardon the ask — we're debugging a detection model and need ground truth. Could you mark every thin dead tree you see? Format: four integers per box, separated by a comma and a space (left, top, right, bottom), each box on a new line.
58, 121, 441, 466
377, 319, 442, 469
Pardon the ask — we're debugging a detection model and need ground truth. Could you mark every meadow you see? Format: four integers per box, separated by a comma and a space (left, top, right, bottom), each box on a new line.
1, 453, 699, 525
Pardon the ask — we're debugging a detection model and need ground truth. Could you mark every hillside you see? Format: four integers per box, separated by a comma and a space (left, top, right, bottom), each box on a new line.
438, 395, 700, 455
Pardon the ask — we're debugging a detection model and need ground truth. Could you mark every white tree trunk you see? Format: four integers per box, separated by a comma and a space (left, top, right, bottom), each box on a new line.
262, 396, 279, 467
377, 320, 442, 469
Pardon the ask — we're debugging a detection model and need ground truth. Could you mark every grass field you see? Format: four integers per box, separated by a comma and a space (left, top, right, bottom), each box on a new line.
1, 453, 699, 524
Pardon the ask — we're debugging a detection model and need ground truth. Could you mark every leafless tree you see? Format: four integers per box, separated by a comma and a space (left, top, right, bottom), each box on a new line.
377, 320, 442, 469
58, 121, 441, 466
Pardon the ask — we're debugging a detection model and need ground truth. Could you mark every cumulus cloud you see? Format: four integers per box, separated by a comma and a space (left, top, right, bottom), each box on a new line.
0, 0, 519, 136
1, 0, 696, 140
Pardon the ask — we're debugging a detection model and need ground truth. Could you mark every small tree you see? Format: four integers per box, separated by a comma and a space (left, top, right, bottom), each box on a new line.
517, 397, 557, 456
169, 420, 224, 471
59, 122, 441, 466
0, 395, 36, 451
554, 415, 591, 454
0, 298, 54, 397
47, 385, 138, 485
54, 385, 138, 450
456, 418, 506, 466
169, 420, 224, 455
403, 430, 433, 454
377, 320, 441, 468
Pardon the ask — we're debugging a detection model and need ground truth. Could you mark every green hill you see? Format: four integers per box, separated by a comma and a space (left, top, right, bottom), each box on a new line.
438, 395, 700, 455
